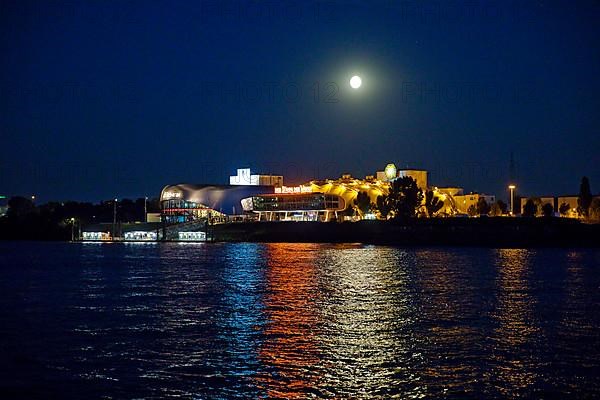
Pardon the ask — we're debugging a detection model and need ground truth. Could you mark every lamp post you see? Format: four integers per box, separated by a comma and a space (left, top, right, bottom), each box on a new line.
508, 185, 516, 216
70, 217, 76, 241
113, 198, 118, 239
144, 196, 148, 222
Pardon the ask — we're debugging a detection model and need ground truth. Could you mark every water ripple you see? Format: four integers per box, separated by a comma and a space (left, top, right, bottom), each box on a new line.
0, 242, 599, 398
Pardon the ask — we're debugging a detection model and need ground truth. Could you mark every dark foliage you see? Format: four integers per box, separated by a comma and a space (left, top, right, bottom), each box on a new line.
381, 177, 424, 220
0, 197, 160, 240
476, 197, 491, 216
578, 176, 592, 217
424, 190, 444, 217
353, 191, 373, 216
542, 203, 554, 217
523, 199, 537, 217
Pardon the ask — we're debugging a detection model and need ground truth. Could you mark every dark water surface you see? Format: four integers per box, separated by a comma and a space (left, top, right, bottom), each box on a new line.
1, 242, 599, 399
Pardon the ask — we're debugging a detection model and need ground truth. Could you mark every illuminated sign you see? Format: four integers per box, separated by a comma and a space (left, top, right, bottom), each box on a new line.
163, 191, 182, 200
241, 197, 254, 211
384, 163, 397, 180
274, 185, 312, 194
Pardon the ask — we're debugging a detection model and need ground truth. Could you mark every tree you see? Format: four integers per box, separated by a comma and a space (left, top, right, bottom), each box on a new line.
376, 195, 392, 220
523, 199, 537, 217
490, 200, 508, 216
424, 190, 444, 217
497, 200, 508, 215
541, 203, 554, 217
590, 198, 600, 221
353, 191, 372, 217
559, 202, 570, 216
476, 197, 491, 216
388, 176, 424, 220
467, 204, 477, 217
7, 196, 36, 218
373, 177, 423, 220
578, 176, 593, 218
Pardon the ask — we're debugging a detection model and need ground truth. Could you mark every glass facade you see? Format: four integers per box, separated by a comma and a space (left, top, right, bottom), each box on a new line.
252, 194, 344, 212
178, 231, 207, 241
82, 232, 111, 241
161, 199, 223, 224
124, 231, 157, 241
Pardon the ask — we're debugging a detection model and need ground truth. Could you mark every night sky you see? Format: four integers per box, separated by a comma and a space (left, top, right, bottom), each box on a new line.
1, 0, 599, 202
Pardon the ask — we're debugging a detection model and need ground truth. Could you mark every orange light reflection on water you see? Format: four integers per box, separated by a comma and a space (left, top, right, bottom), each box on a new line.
255, 243, 322, 398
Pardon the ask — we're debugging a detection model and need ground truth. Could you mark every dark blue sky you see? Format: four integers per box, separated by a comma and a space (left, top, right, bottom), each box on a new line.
1, 0, 599, 202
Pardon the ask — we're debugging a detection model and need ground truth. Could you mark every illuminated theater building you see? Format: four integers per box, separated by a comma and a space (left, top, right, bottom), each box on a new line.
160, 165, 490, 224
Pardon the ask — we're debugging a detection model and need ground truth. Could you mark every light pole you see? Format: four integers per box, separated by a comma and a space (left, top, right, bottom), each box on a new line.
113, 198, 118, 239
144, 196, 148, 222
508, 185, 516, 216
70, 217, 76, 241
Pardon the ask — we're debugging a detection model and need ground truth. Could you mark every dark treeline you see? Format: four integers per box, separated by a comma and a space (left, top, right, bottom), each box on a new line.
0, 197, 160, 240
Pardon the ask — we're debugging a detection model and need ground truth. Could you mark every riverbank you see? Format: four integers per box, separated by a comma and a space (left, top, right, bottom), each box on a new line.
211, 217, 600, 247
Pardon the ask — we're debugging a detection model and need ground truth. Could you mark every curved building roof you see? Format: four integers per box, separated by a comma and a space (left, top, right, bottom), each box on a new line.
160, 184, 275, 215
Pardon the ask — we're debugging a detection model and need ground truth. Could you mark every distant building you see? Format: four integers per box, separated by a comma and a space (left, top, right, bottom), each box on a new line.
146, 212, 161, 223
520, 196, 555, 216
453, 193, 496, 214
82, 222, 162, 241
556, 196, 579, 217
436, 187, 464, 215
398, 169, 428, 190
519, 194, 600, 217
229, 168, 283, 187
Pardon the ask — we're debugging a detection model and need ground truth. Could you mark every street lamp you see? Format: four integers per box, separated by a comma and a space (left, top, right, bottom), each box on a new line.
508, 185, 516, 216
113, 198, 118, 240
70, 217, 76, 241
144, 196, 148, 222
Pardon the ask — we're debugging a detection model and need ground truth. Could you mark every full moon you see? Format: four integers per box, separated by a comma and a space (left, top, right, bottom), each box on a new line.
350, 75, 362, 89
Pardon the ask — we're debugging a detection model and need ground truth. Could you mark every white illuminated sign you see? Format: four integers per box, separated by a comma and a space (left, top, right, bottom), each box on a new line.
163, 191, 181, 200
275, 185, 312, 194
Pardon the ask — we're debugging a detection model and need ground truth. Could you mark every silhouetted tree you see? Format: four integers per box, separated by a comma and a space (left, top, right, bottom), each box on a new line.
497, 200, 508, 214
376, 195, 392, 220
424, 190, 444, 217
490, 200, 508, 216
353, 191, 373, 217
387, 176, 424, 220
559, 202, 570, 216
542, 203, 554, 217
523, 199, 537, 217
590, 198, 600, 221
467, 204, 477, 217
578, 176, 592, 218
0, 196, 155, 240
476, 197, 491, 216
340, 206, 355, 219
7, 196, 36, 218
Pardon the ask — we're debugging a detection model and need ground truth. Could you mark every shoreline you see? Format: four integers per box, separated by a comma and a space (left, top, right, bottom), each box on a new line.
3, 218, 599, 247
211, 218, 600, 247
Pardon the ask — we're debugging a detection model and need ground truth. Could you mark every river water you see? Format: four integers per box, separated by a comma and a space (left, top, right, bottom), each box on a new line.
1, 242, 599, 399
